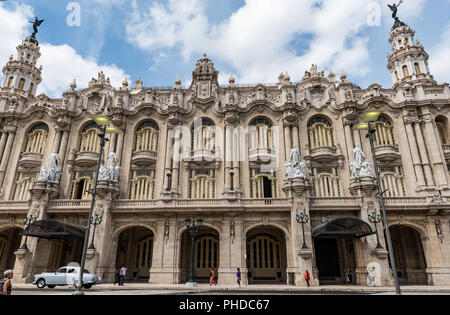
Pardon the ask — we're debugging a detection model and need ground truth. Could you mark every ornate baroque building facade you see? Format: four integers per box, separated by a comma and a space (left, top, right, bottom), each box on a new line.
0, 19, 450, 286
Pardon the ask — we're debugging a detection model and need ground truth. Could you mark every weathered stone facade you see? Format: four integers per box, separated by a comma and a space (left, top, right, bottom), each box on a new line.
0, 21, 449, 287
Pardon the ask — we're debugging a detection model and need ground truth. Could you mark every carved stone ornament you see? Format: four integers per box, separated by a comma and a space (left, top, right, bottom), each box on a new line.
285, 148, 307, 179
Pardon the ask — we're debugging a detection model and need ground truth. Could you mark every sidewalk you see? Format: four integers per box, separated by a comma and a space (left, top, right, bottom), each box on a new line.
13, 282, 450, 293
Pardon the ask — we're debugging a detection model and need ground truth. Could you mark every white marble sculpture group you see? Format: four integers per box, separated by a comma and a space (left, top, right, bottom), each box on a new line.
38, 153, 62, 183
349, 147, 373, 178
285, 148, 307, 179
99, 152, 120, 182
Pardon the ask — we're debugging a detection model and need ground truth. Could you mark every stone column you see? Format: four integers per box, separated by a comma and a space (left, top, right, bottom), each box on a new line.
164, 127, 174, 191
116, 130, 125, 164
0, 130, 16, 189
344, 121, 354, 161
225, 125, 233, 191
233, 127, 240, 191
171, 127, 182, 194
109, 133, 118, 155
59, 130, 70, 163
353, 128, 362, 150
404, 120, 426, 189
292, 124, 300, 150
0, 131, 8, 162
284, 124, 291, 161
422, 115, 448, 189
51, 129, 63, 154
414, 121, 435, 187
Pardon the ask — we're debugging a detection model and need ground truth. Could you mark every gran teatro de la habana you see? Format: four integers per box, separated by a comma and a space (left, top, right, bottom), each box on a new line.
0, 11, 449, 288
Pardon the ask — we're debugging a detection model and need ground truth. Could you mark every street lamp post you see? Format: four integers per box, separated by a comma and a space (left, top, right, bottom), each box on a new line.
356, 111, 402, 295
88, 214, 103, 250
296, 212, 309, 249
166, 171, 172, 192
20, 215, 37, 250
230, 169, 235, 191
368, 211, 383, 249
73, 116, 120, 296
185, 217, 203, 287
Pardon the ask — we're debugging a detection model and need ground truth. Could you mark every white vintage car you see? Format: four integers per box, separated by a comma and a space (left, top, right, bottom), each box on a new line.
33, 266, 101, 289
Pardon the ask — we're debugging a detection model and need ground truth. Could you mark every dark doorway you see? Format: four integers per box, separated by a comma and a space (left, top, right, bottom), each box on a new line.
314, 238, 341, 284
390, 226, 428, 285
263, 177, 272, 198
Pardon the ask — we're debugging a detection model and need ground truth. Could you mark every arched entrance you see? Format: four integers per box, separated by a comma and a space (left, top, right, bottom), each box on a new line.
48, 238, 83, 271
313, 218, 374, 285
179, 227, 220, 283
116, 227, 154, 282
390, 225, 428, 285
246, 226, 287, 284
0, 228, 22, 274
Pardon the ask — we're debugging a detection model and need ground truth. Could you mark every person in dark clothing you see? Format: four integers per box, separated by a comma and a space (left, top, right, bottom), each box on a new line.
236, 268, 241, 287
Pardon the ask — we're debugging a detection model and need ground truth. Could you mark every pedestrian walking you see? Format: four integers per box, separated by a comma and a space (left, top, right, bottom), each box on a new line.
0, 270, 13, 295
347, 272, 353, 284
304, 270, 310, 287
119, 265, 127, 286
236, 268, 241, 287
209, 268, 216, 286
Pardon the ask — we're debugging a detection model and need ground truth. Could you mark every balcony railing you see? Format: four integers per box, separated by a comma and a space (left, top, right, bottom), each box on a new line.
0, 201, 29, 211
48, 200, 91, 208
131, 150, 158, 166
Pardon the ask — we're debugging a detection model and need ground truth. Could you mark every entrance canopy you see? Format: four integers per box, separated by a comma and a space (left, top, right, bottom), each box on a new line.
313, 217, 375, 239
22, 219, 85, 240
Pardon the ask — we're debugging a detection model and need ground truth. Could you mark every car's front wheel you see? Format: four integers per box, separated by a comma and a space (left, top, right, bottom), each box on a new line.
83, 284, 92, 289
36, 279, 46, 289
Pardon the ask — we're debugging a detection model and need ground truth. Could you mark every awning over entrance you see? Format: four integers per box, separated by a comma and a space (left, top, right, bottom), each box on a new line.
313, 217, 375, 239
22, 219, 85, 240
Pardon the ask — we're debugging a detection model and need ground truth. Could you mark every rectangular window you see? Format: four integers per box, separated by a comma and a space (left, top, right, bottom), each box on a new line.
379, 166, 406, 197
311, 168, 341, 197
189, 169, 216, 199
70, 171, 95, 200
11, 172, 38, 201
249, 169, 278, 198
129, 170, 156, 200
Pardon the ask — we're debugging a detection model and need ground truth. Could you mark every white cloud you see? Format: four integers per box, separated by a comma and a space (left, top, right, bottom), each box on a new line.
125, 0, 428, 84
0, 3, 128, 98
429, 23, 450, 84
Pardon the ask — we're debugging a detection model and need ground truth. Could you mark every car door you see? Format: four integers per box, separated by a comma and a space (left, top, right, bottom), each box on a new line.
67, 268, 78, 285
52, 268, 67, 285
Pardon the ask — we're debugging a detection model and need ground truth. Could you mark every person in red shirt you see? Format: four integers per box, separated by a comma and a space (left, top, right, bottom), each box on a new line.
304, 270, 310, 287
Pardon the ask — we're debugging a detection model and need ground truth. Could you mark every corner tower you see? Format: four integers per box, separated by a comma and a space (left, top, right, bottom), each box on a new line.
387, 22, 436, 88
1, 30, 43, 99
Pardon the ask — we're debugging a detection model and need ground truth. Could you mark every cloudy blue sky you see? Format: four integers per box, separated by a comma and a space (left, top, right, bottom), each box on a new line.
0, 0, 449, 97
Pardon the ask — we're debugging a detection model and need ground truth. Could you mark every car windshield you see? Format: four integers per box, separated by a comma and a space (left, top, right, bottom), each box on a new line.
56, 268, 67, 273
84, 269, 89, 274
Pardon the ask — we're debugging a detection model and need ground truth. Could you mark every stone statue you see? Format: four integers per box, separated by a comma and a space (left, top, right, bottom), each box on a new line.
349, 146, 372, 178
388, 0, 403, 19
29, 16, 44, 37
37, 154, 62, 183
99, 152, 120, 182
285, 148, 307, 179
48, 153, 62, 183
366, 262, 381, 287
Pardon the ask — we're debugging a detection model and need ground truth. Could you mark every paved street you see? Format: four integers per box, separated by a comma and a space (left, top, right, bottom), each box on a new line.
10, 283, 450, 295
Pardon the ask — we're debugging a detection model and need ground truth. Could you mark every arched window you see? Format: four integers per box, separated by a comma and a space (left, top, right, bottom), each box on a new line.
29, 83, 34, 94
379, 167, 406, 197
23, 123, 49, 155
373, 115, 396, 148
414, 63, 421, 75
11, 173, 37, 201
436, 117, 448, 145
78, 122, 102, 152
18, 78, 26, 90
307, 116, 334, 149
134, 121, 159, 153
402, 65, 410, 78
189, 169, 216, 199
192, 119, 216, 153
6, 77, 13, 88
249, 118, 273, 151
70, 171, 95, 200
129, 170, 156, 200
249, 169, 277, 198
311, 168, 341, 197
